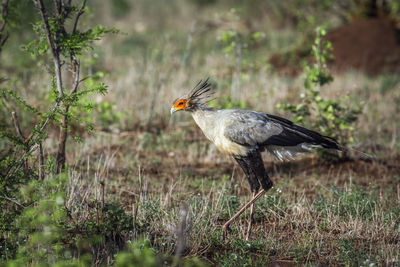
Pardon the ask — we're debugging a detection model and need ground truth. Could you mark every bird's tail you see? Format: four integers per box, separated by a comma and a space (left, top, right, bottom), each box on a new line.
321, 136, 375, 160
320, 135, 341, 151
341, 146, 375, 160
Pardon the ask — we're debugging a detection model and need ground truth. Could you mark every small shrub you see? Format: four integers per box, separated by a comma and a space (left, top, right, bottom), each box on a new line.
95, 101, 122, 128
278, 27, 361, 152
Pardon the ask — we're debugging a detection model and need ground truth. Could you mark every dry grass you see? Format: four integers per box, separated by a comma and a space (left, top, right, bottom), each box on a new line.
56, 127, 400, 265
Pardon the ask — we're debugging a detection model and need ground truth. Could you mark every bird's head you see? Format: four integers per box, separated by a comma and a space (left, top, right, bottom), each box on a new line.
170, 78, 213, 114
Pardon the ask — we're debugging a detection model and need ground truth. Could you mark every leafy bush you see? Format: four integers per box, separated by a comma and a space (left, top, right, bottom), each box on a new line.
95, 101, 123, 128
0, 1, 130, 265
2, 172, 160, 266
278, 27, 361, 152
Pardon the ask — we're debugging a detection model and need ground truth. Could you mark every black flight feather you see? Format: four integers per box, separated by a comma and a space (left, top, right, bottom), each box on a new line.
265, 114, 341, 150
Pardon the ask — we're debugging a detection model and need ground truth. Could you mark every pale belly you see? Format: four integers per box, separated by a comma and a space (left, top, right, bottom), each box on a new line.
192, 109, 250, 156
213, 135, 249, 156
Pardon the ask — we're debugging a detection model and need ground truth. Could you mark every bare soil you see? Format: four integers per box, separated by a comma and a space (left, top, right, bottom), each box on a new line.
270, 16, 400, 75
327, 17, 400, 75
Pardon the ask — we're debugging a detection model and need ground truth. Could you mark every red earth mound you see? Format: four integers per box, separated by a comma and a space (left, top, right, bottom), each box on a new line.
326, 17, 400, 75
270, 17, 400, 76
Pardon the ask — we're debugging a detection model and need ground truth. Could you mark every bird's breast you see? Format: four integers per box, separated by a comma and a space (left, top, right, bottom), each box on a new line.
192, 109, 250, 156
213, 134, 249, 156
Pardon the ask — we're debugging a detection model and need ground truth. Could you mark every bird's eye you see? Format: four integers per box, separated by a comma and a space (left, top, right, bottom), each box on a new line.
178, 102, 184, 105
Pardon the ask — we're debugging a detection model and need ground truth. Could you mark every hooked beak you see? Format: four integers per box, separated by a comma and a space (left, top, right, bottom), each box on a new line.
170, 107, 177, 115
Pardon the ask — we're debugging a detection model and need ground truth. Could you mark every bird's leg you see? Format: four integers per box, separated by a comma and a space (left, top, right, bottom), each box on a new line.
222, 189, 266, 240
245, 191, 257, 241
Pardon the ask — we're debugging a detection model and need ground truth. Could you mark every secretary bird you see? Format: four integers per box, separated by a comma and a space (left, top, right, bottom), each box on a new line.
170, 78, 341, 240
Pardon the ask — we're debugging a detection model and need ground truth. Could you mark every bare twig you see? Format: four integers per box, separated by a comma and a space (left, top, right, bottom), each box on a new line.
11, 111, 25, 139
0, 31, 7, 48
1, 194, 25, 208
72, 0, 87, 34
56, 109, 68, 173
70, 58, 80, 94
39, 141, 44, 180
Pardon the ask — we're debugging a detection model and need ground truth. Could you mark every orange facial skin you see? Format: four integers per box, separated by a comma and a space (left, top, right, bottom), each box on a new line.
173, 99, 187, 111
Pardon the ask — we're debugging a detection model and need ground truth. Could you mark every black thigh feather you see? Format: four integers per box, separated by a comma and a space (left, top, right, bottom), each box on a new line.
234, 151, 273, 192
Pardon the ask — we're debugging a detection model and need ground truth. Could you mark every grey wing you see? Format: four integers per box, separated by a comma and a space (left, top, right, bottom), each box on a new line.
224, 110, 340, 159
223, 111, 284, 147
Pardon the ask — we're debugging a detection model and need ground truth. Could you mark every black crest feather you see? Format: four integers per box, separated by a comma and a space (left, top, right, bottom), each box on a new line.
188, 78, 214, 105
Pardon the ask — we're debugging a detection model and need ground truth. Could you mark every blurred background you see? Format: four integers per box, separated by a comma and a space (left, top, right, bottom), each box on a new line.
2, 0, 400, 139
1, 0, 400, 266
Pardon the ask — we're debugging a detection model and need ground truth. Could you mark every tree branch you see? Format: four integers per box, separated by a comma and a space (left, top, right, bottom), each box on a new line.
70, 58, 80, 94
33, 0, 64, 98
5, 102, 60, 180
11, 111, 25, 139
0, 31, 8, 49
38, 141, 44, 180
72, 0, 86, 34
1, 194, 25, 208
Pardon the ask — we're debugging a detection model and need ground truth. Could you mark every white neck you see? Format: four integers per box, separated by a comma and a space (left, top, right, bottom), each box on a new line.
191, 108, 217, 141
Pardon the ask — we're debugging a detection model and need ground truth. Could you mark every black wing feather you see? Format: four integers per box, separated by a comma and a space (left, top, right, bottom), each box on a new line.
265, 114, 340, 150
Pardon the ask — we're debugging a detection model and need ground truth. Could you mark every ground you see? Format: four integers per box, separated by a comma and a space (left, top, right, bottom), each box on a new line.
69, 126, 400, 266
